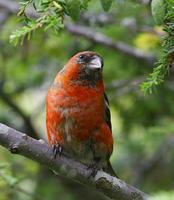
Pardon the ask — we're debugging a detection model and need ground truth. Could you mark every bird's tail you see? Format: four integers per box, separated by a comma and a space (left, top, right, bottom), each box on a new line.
105, 161, 118, 178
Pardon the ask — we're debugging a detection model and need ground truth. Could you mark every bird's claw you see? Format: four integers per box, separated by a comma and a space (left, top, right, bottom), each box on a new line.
52, 143, 63, 158
87, 163, 99, 178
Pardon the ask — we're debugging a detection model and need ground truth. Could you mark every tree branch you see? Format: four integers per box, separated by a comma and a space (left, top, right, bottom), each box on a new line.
0, 123, 149, 200
65, 24, 156, 64
0, 0, 156, 64
81, 12, 115, 26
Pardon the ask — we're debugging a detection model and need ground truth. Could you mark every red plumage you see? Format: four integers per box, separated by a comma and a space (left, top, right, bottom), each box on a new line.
46, 51, 115, 176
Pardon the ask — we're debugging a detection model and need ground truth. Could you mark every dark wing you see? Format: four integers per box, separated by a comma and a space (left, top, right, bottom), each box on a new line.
104, 92, 112, 131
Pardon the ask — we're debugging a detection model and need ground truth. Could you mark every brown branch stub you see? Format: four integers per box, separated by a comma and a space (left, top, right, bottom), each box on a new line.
0, 123, 149, 200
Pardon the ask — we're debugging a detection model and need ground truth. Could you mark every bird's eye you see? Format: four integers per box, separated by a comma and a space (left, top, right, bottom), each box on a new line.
79, 54, 85, 59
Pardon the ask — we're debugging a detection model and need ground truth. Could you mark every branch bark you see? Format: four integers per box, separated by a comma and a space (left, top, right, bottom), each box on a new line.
0, 123, 149, 200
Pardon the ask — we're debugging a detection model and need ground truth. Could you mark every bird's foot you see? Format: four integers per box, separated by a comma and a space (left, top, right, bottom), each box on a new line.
52, 143, 63, 158
87, 163, 99, 178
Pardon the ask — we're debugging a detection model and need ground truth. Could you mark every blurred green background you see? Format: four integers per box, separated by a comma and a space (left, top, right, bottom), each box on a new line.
0, 0, 174, 200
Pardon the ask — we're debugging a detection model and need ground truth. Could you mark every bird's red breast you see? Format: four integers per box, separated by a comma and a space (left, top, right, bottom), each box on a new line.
46, 51, 114, 172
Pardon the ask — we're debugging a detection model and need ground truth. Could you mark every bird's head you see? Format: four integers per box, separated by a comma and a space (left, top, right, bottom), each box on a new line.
63, 51, 104, 86
75, 51, 103, 69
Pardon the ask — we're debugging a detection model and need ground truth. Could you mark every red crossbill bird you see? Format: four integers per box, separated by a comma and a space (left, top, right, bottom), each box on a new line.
46, 51, 116, 176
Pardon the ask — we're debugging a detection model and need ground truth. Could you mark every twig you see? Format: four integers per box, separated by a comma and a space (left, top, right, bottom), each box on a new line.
81, 12, 115, 25
0, 123, 149, 200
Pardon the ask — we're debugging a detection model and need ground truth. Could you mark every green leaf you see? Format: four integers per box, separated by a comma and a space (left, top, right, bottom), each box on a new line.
80, 0, 91, 9
100, 0, 113, 12
33, 0, 43, 11
10, 21, 38, 45
151, 0, 166, 25
66, 0, 81, 20
141, 1, 174, 94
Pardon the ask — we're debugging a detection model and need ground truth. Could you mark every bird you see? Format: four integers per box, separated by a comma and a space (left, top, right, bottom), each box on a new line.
46, 51, 116, 176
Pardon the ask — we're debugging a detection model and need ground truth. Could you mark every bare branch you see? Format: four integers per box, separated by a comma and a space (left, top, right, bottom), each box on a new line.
0, 0, 19, 12
65, 24, 156, 64
0, 123, 149, 200
81, 12, 115, 25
